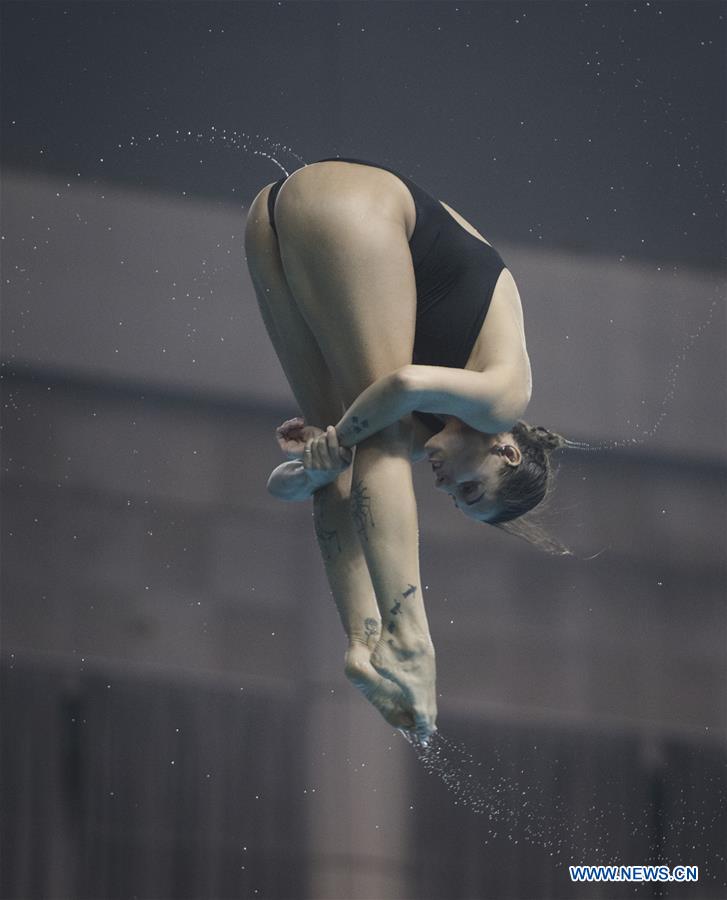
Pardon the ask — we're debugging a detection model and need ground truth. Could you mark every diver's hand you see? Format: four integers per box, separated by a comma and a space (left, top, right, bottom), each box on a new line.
302, 425, 353, 486
370, 636, 438, 744
275, 417, 325, 459
344, 642, 416, 732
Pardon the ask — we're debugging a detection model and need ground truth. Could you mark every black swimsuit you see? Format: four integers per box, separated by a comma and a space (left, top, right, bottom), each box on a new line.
266, 157, 507, 433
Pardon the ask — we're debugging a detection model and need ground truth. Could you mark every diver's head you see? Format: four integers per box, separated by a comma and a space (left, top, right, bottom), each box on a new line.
424, 418, 565, 525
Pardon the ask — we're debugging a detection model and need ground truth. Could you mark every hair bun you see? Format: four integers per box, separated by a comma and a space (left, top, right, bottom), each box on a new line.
530, 425, 567, 452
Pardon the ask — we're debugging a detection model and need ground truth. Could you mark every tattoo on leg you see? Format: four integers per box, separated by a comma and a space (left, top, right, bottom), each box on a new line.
386, 585, 417, 633
350, 479, 375, 541
387, 597, 402, 633
364, 617, 380, 639
313, 494, 341, 561
315, 522, 341, 560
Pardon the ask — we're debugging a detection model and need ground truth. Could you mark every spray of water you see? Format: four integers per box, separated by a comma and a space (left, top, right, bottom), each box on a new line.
115, 126, 306, 177
398, 728, 726, 883
133, 124, 723, 881
119, 130, 719, 459
562, 292, 722, 452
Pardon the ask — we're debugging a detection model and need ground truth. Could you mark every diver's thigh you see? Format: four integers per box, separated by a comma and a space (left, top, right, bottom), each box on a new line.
273, 193, 417, 407
244, 185, 344, 425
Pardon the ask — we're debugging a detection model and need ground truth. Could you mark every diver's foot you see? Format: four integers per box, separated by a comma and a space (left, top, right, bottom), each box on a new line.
343, 643, 415, 730
370, 636, 437, 742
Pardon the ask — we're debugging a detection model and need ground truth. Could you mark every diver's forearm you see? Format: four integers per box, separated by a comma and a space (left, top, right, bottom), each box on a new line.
334, 368, 416, 449
349, 430, 431, 646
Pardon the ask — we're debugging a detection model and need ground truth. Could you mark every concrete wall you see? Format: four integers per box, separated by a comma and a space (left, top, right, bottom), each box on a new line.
2, 170, 725, 898
3, 168, 724, 459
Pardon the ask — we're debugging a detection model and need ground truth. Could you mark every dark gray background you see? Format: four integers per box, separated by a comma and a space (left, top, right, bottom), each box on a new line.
2, 0, 725, 268
2, 3, 726, 899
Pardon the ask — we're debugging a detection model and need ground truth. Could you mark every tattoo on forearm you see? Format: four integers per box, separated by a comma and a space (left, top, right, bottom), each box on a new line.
338, 416, 369, 443
350, 479, 375, 541
403, 583, 417, 598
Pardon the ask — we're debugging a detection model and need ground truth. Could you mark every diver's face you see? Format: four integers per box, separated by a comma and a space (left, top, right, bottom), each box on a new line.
423, 419, 522, 522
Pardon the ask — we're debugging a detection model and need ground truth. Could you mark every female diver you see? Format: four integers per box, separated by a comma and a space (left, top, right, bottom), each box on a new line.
244, 158, 564, 743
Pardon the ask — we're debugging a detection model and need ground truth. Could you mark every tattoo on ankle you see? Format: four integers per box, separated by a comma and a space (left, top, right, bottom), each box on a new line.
364, 617, 380, 638
386, 584, 417, 634
351, 479, 375, 541
387, 598, 402, 633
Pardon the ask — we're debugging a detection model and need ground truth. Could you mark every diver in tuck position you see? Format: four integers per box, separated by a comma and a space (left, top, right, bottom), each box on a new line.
244, 157, 566, 743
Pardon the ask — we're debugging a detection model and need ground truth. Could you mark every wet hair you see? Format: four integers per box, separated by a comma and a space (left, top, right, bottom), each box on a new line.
486, 421, 571, 555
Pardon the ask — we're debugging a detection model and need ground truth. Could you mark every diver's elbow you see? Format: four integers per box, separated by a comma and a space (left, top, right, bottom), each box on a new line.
493, 386, 531, 430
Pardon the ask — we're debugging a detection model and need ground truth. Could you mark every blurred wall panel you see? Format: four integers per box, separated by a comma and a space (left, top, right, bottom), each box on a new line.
1, 657, 309, 900
2, 368, 725, 897
3, 168, 724, 459
2, 168, 725, 897
3, 375, 724, 735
